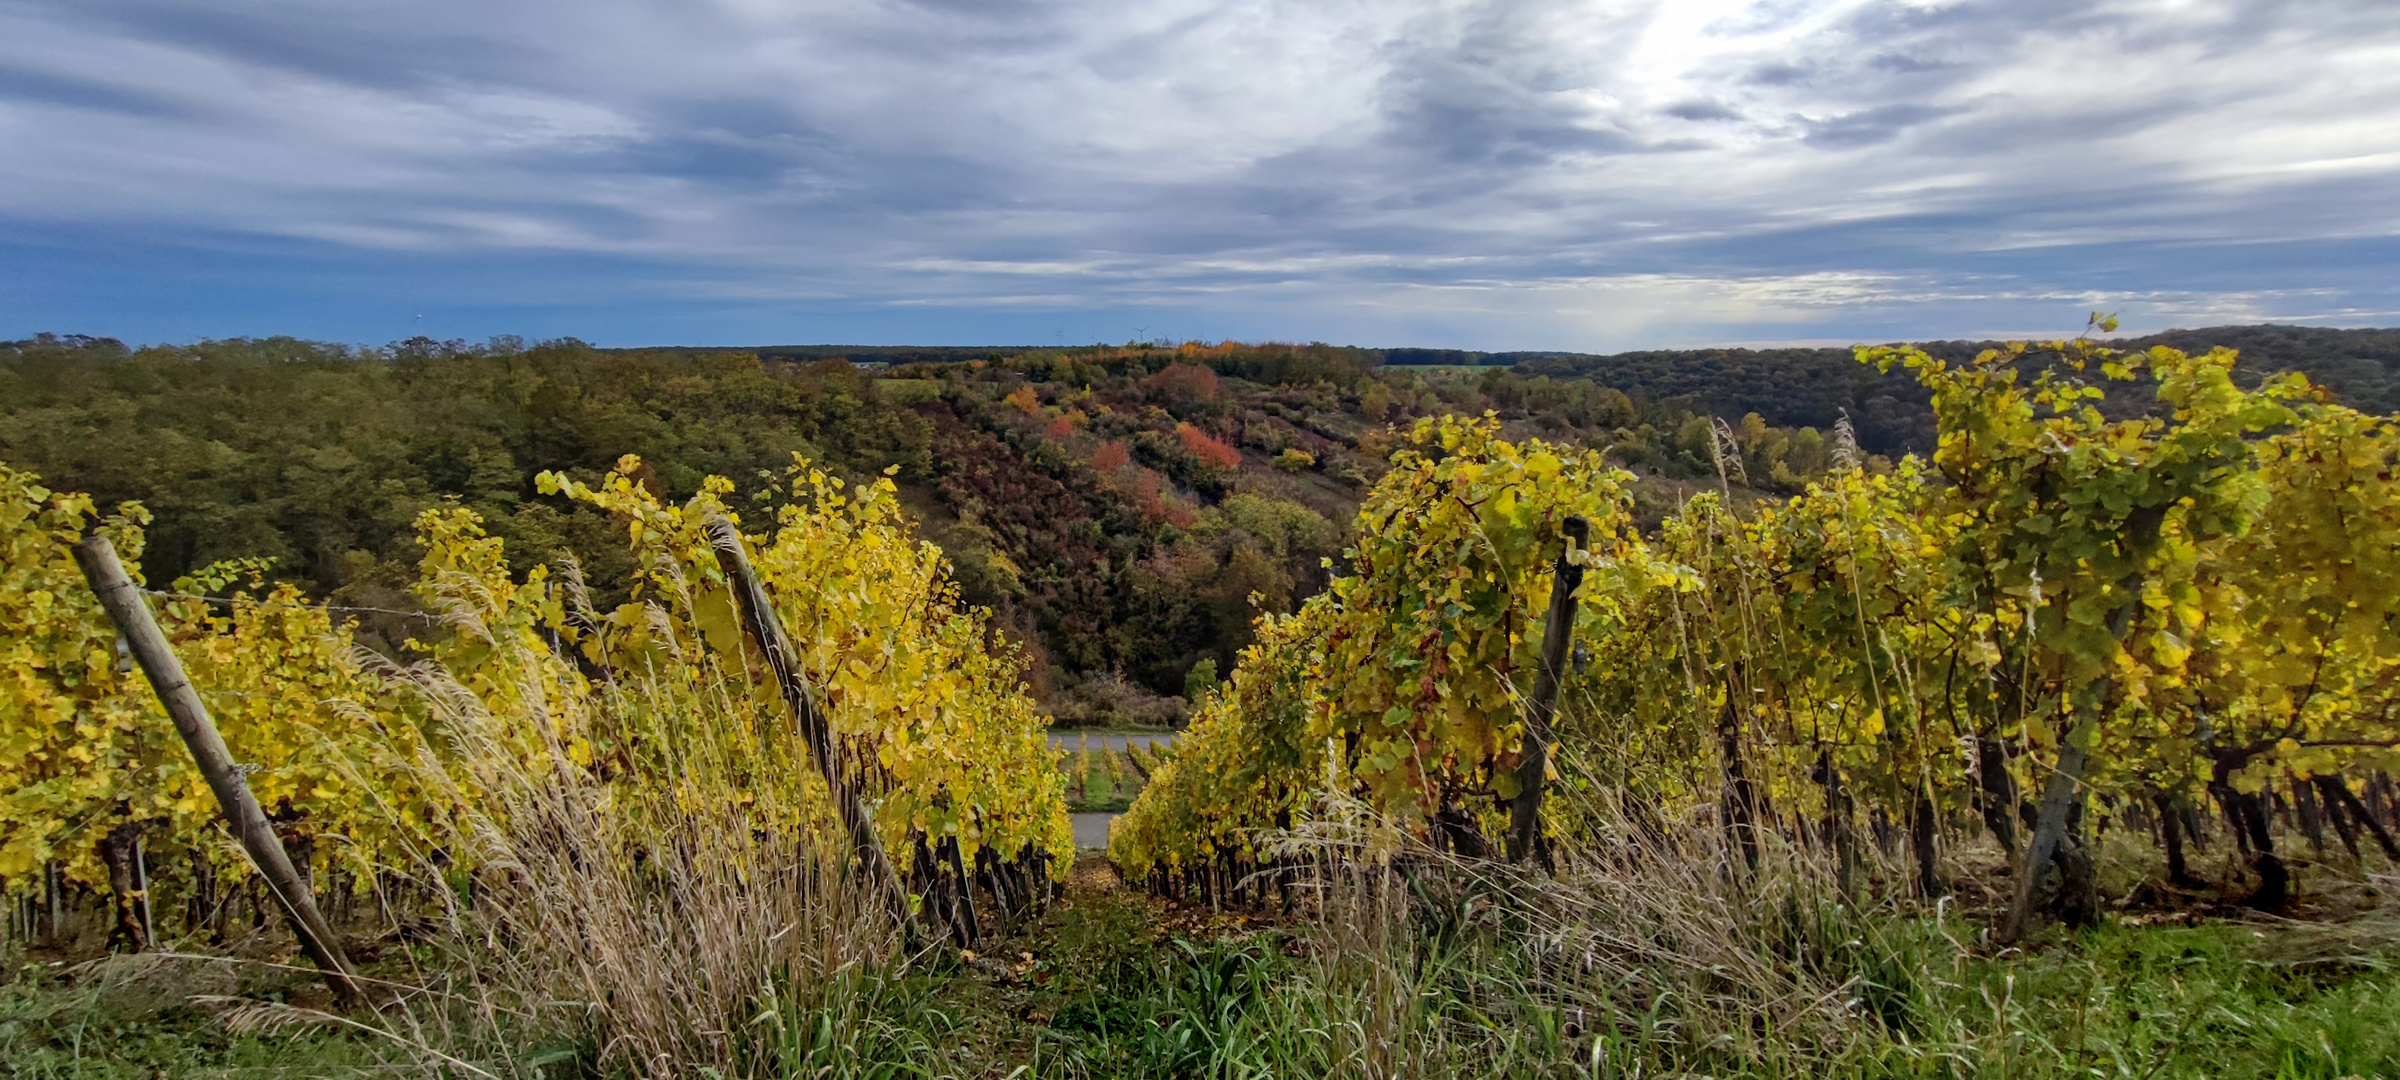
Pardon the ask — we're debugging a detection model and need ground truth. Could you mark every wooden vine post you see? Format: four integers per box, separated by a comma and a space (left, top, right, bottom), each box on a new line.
71, 536, 362, 1006
1505, 516, 1589, 864
704, 518, 906, 921
2001, 596, 2137, 942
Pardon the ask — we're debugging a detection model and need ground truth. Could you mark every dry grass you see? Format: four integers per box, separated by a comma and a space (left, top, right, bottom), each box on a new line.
1266, 793, 1909, 1077
1237, 792, 2400, 1079
338, 632, 919, 1077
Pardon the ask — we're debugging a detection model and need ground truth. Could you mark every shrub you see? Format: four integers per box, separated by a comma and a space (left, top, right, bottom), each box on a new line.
1177, 423, 1242, 472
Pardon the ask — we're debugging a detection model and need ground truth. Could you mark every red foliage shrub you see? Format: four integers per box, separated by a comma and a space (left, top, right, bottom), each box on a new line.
1176, 423, 1241, 472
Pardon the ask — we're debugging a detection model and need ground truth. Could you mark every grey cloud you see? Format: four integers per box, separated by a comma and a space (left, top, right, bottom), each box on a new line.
1802, 104, 1953, 148
1664, 100, 1744, 123
63, 2, 542, 92
1867, 53, 1958, 75
0, 62, 201, 121
1746, 61, 1812, 87
1379, 83, 1642, 165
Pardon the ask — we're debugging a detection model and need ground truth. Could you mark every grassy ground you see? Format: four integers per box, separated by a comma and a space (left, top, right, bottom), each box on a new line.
0, 954, 404, 1078
1060, 742, 1153, 814
5, 860, 2396, 1078
913, 861, 2400, 1079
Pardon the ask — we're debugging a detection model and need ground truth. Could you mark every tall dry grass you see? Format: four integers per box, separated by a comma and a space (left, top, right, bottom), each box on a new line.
1249, 786, 2400, 1080
1268, 791, 1920, 1078
337, 616, 920, 1077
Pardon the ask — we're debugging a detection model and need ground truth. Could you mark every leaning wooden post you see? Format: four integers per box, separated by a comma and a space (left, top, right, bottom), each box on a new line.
71, 536, 362, 1006
704, 518, 906, 921
1506, 516, 1589, 864
2000, 597, 2137, 943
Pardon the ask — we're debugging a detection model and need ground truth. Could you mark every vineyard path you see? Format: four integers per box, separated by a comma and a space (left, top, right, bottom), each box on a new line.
1050, 729, 1176, 849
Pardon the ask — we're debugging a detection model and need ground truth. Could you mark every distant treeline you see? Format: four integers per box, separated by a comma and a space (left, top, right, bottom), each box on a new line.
562, 324, 2400, 458
1416, 325, 2400, 454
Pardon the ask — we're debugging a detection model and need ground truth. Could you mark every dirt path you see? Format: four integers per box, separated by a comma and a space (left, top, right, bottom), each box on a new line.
1066, 853, 1124, 899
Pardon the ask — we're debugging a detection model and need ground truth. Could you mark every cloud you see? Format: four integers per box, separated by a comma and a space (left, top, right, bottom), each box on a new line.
1801, 103, 1954, 148
0, 0, 2395, 347
1664, 100, 1746, 123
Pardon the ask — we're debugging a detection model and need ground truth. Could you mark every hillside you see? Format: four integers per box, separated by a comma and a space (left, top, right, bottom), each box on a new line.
4, 325, 2392, 720
1502, 324, 2400, 454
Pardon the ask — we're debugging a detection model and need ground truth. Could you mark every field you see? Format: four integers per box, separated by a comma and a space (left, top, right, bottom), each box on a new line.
3, 331, 2399, 1077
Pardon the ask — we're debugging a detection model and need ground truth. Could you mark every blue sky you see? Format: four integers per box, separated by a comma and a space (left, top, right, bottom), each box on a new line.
2, 0, 2396, 351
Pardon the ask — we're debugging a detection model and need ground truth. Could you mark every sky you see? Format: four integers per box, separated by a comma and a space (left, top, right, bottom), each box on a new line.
2, 0, 2397, 351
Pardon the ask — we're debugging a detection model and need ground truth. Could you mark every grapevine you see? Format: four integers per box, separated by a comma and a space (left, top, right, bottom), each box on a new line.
1, 452, 1072, 945
1112, 345, 2400, 926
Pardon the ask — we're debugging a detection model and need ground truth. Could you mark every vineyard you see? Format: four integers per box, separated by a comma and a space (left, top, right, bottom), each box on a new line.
3, 334, 2399, 1077
2, 453, 1070, 961
1116, 336, 2400, 927
1062, 734, 1166, 813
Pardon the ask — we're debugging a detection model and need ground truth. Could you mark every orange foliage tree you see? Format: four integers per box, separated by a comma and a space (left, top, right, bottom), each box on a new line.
1177, 423, 1241, 472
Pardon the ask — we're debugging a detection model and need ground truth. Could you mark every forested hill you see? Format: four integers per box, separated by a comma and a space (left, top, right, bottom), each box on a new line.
2, 324, 2391, 720
739, 324, 2400, 456
1498, 324, 2400, 454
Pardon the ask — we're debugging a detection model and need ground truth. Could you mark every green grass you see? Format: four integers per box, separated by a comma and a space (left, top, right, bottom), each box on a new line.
0, 955, 405, 1079
7, 892, 2395, 1079
1067, 770, 1136, 813
1064, 748, 1148, 814
915, 886, 2400, 1079
1776, 916, 2400, 1079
